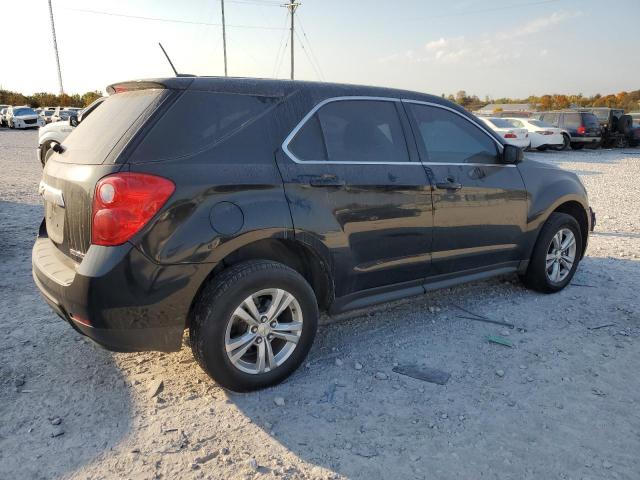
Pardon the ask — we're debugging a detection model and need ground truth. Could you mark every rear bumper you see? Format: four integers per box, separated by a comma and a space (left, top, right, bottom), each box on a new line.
32, 224, 212, 352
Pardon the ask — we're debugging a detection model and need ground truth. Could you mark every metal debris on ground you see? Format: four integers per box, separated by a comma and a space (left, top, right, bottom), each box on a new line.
487, 335, 514, 348
392, 364, 451, 385
453, 304, 515, 329
588, 323, 616, 330
571, 283, 597, 288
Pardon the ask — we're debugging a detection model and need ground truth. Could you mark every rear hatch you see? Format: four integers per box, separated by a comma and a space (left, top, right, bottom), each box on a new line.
581, 113, 601, 137
40, 86, 169, 261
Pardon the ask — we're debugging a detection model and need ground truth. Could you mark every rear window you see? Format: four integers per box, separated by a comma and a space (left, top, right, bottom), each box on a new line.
130, 91, 278, 162
582, 113, 600, 127
487, 118, 515, 129
60, 89, 165, 164
529, 119, 552, 128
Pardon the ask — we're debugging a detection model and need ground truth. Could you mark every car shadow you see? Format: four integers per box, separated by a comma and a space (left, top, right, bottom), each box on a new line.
0, 200, 134, 479
226, 254, 640, 479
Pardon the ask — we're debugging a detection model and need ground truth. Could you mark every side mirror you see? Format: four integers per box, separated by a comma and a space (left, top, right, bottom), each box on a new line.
69, 116, 78, 127
502, 144, 524, 164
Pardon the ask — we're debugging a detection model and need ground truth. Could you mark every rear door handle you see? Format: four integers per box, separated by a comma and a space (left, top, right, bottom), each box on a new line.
308, 174, 345, 187
435, 179, 462, 191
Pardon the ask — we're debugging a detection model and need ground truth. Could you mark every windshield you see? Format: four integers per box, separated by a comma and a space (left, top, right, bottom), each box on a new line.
488, 118, 517, 128
44, 110, 53, 116
14, 108, 36, 116
529, 119, 553, 128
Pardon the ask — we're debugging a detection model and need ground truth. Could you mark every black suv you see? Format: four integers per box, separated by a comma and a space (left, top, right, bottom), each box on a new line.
33, 78, 594, 391
535, 110, 601, 150
580, 107, 636, 148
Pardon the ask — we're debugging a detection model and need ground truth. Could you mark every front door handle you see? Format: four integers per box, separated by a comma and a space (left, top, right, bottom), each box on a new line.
308, 174, 345, 187
435, 179, 463, 191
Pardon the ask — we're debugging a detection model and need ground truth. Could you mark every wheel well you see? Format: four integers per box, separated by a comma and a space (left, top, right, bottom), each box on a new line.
187, 239, 334, 326
553, 201, 588, 255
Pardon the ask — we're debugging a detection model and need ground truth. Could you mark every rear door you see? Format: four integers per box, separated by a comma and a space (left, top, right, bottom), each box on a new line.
40, 88, 168, 261
277, 97, 434, 297
404, 101, 528, 276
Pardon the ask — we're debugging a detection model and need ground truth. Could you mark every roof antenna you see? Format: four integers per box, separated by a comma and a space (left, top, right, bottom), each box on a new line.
158, 42, 179, 77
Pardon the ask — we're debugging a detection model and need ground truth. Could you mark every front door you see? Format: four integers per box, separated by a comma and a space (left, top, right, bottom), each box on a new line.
276, 98, 433, 298
404, 101, 528, 277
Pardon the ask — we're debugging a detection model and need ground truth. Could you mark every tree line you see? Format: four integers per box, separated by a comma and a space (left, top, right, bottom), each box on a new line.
444, 90, 640, 112
0, 90, 102, 108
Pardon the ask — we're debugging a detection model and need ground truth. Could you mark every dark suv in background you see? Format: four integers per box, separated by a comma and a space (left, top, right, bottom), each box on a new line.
33, 77, 594, 391
535, 110, 601, 150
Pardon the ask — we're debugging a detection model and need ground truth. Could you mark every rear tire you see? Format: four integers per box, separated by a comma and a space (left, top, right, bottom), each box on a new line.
522, 213, 582, 293
190, 260, 319, 392
537, 146, 548, 151
554, 133, 570, 151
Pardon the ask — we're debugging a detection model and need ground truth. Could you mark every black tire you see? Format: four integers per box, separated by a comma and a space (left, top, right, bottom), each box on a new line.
570, 143, 584, 150
190, 260, 319, 392
554, 133, 570, 151
537, 146, 548, 151
522, 212, 582, 293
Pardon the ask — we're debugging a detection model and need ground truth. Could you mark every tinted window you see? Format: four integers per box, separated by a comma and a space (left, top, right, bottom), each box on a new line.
508, 119, 524, 128
542, 112, 560, 126
563, 113, 581, 128
529, 119, 553, 128
61, 89, 165, 164
582, 113, 600, 127
132, 91, 278, 162
316, 100, 409, 163
14, 108, 36, 116
411, 105, 498, 164
486, 118, 516, 129
289, 114, 327, 160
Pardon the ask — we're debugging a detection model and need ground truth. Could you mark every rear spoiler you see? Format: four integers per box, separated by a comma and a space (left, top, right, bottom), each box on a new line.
106, 77, 195, 95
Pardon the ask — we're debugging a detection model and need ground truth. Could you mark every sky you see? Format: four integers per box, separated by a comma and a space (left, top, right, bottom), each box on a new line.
1, 0, 639, 99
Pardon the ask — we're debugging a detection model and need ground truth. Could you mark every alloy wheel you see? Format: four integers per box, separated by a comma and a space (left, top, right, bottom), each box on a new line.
545, 228, 577, 283
224, 288, 303, 374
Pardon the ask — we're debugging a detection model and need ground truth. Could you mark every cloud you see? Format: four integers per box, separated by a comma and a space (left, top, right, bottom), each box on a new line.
379, 11, 575, 67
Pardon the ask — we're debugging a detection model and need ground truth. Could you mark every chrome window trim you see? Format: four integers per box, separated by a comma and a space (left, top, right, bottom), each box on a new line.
281, 95, 515, 168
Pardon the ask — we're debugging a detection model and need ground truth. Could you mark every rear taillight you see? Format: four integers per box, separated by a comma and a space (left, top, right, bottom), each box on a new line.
577, 126, 586, 134
542, 130, 554, 135
91, 173, 175, 246
504, 132, 517, 138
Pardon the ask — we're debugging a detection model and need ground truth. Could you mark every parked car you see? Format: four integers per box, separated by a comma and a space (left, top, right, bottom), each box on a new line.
0, 107, 9, 127
51, 107, 81, 123
533, 111, 601, 150
6, 106, 45, 129
504, 118, 564, 151
40, 109, 55, 124
579, 107, 635, 148
629, 113, 640, 147
477, 117, 530, 148
33, 77, 594, 391
38, 97, 106, 166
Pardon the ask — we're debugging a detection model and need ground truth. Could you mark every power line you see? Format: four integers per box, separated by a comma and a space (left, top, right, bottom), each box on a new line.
61, 7, 288, 30
296, 14, 324, 81
295, 30, 321, 81
272, 11, 290, 78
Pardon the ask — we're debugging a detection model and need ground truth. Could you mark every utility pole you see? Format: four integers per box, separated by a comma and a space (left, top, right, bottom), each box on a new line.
221, 0, 228, 76
48, 0, 64, 95
282, 1, 300, 80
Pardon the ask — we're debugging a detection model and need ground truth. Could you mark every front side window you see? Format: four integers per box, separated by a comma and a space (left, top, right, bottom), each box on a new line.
410, 104, 498, 164
288, 99, 410, 163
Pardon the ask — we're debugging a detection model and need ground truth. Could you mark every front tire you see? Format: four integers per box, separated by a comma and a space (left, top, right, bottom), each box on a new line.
522, 213, 582, 293
190, 260, 319, 392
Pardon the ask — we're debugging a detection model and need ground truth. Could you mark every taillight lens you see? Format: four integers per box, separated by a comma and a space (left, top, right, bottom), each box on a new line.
542, 130, 554, 135
577, 126, 586, 134
504, 132, 517, 138
91, 173, 175, 246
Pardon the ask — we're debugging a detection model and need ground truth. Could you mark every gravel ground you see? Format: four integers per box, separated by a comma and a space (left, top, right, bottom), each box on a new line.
1, 128, 639, 480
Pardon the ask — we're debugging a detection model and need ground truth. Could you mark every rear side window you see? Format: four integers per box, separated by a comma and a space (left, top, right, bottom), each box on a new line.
288, 100, 410, 163
131, 91, 278, 162
317, 100, 409, 163
61, 89, 165, 164
410, 104, 498, 164
542, 112, 560, 126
